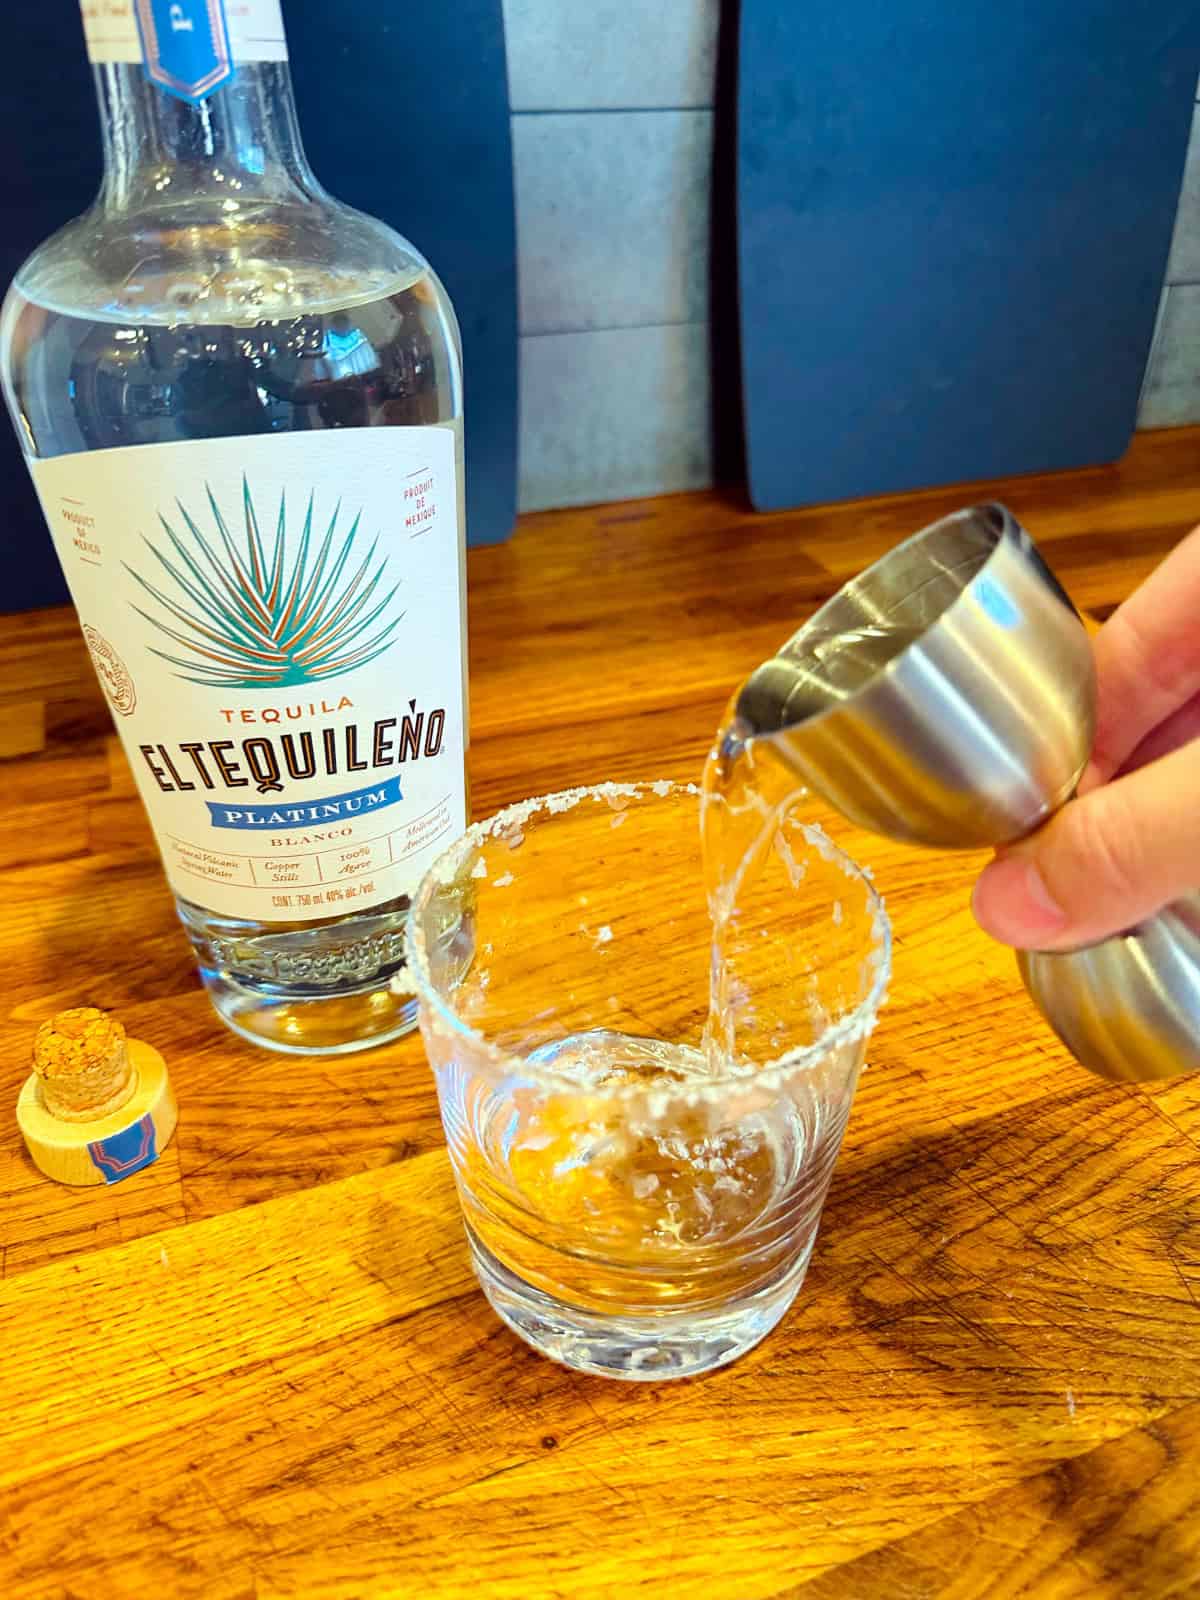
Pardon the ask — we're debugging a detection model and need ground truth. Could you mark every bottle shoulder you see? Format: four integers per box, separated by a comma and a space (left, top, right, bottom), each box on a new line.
9, 190, 441, 326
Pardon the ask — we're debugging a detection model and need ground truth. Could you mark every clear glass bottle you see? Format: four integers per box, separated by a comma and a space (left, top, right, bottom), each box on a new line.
0, 2, 468, 1055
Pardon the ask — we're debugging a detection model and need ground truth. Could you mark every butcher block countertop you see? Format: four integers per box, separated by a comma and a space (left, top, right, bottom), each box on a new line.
2, 427, 1200, 1598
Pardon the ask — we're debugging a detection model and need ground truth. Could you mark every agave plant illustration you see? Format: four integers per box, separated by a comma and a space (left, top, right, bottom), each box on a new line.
124, 478, 403, 688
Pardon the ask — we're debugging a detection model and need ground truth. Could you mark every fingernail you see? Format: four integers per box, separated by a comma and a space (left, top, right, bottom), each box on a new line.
972, 857, 1066, 946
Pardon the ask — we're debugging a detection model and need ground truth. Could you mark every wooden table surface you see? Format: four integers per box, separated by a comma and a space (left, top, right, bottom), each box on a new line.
3, 428, 1200, 1599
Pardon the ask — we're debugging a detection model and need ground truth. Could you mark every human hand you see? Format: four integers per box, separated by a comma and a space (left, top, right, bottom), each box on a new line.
972, 523, 1200, 950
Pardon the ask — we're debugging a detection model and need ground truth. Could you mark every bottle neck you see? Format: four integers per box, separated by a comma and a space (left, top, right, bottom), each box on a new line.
94, 60, 320, 212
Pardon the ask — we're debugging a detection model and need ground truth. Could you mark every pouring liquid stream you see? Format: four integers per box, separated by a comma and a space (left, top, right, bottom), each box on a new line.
700, 701, 811, 1072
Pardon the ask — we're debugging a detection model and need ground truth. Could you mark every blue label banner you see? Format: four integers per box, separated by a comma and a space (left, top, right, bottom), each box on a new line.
89, 1115, 159, 1184
136, 0, 234, 103
206, 776, 405, 831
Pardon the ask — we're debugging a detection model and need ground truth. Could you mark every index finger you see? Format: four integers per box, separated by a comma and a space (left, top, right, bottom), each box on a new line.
1086, 522, 1200, 783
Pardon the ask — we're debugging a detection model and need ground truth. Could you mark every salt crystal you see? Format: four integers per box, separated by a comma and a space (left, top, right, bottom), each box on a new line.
494, 872, 514, 888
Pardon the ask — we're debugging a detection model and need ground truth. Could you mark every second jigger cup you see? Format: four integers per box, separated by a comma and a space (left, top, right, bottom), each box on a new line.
735, 502, 1200, 1083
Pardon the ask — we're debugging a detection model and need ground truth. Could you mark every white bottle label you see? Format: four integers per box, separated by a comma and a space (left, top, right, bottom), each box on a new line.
80, 0, 288, 66
31, 427, 467, 922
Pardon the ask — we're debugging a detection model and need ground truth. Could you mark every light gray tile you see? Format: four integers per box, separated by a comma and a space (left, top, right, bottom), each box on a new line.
1137, 283, 1170, 411
1137, 284, 1200, 427
502, 0, 719, 111
1165, 104, 1200, 282
518, 324, 712, 510
514, 111, 713, 335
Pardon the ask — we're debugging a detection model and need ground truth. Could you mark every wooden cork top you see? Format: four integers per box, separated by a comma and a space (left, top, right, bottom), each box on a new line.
32, 1008, 135, 1124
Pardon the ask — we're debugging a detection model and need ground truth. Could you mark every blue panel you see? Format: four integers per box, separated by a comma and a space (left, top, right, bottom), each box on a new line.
0, 0, 516, 615
738, 2, 1200, 511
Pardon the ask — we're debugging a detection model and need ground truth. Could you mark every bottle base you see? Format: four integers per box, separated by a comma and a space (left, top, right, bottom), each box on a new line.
467, 1230, 807, 1381
202, 968, 419, 1055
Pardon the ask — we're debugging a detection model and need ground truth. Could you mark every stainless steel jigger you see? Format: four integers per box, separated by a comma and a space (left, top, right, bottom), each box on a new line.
736, 502, 1200, 1082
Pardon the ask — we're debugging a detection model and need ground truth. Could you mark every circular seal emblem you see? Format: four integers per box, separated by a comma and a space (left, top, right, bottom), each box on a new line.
82, 625, 137, 717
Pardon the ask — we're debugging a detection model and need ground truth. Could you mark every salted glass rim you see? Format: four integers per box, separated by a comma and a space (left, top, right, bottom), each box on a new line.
404, 780, 892, 1098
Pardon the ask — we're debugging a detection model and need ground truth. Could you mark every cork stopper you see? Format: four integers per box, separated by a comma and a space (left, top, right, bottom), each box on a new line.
32, 1008, 136, 1123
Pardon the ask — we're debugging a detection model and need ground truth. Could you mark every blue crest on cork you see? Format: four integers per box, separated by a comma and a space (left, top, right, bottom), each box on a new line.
134, 0, 235, 103
88, 1114, 159, 1183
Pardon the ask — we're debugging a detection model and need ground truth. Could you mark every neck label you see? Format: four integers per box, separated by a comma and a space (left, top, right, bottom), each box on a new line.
80, 1, 288, 81
136, 0, 234, 102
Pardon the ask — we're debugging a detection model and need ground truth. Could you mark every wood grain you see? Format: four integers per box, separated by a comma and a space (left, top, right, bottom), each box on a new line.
2, 427, 1200, 1597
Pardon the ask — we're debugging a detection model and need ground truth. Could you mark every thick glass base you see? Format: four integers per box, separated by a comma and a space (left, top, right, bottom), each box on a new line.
201, 967, 418, 1055
180, 894, 421, 1054
467, 1231, 810, 1382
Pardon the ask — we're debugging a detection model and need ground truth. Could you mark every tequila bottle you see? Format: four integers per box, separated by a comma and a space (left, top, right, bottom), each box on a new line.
0, 1, 468, 1054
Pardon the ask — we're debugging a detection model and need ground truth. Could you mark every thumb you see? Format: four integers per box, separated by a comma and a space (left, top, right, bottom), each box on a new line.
972, 738, 1200, 950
